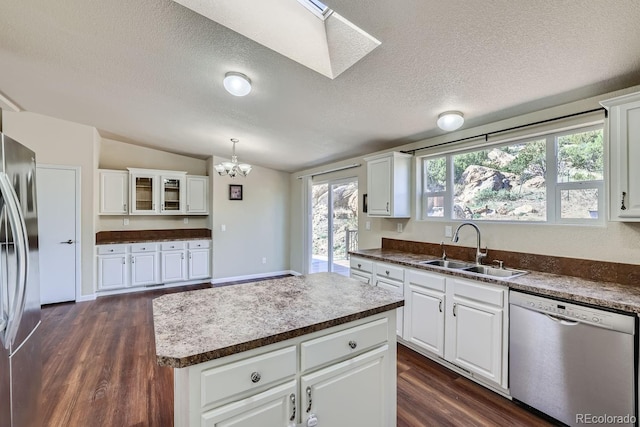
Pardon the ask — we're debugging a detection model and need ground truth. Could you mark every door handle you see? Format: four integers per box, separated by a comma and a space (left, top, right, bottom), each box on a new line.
60, 239, 74, 244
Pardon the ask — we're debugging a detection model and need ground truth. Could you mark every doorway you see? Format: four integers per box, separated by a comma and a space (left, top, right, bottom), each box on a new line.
310, 178, 358, 276
37, 165, 80, 304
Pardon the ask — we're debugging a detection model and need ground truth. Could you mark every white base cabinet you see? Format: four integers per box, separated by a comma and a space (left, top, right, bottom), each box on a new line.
373, 262, 404, 337
97, 240, 211, 294
349, 256, 373, 285
403, 267, 508, 391
174, 312, 397, 427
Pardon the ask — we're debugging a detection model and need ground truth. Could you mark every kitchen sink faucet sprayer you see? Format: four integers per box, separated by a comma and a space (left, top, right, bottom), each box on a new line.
452, 222, 488, 265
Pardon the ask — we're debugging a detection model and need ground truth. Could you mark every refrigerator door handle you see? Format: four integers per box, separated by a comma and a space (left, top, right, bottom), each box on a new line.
0, 171, 29, 350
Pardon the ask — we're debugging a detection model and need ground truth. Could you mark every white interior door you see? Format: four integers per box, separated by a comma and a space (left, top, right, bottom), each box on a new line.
37, 165, 79, 304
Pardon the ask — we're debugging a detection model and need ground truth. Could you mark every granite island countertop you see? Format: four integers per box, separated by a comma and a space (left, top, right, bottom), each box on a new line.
351, 248, 640, 314
152, 272, 404, 368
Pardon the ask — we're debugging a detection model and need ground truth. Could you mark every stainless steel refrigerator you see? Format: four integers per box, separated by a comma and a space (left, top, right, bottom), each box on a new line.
0, 132, 41, 427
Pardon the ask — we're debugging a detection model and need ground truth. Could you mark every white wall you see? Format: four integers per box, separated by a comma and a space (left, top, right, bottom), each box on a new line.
3, 111, 97, 297
211, 156, 290, 280
289, 85, 640, 273
97, 138, 209, 231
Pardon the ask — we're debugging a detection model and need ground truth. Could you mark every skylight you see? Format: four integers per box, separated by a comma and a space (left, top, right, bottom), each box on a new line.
297, 0, 332, 20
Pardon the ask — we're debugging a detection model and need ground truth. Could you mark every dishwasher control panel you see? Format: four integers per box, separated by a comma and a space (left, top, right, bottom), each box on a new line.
510, 291, 635, 333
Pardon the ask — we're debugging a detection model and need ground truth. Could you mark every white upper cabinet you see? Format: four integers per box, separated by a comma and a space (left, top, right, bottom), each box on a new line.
364, 152, 412, 218
601, 92, 640, 220
99, 170, 129, 215
127, 168, 187, 215
186, 175, 209, 214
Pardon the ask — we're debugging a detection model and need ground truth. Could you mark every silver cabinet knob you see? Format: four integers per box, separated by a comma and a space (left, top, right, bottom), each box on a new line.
348, 340, 357, 349
250, 372, 261, 383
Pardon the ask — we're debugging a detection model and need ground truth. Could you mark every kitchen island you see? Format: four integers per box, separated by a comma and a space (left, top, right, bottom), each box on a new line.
153, 272, 404, 427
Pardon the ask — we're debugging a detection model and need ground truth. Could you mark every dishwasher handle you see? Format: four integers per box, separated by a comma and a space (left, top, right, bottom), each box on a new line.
544, 313, 580, 326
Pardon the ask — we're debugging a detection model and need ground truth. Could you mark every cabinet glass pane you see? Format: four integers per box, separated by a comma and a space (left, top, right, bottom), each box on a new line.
135, 177, 154, 211
163, 178, 181, 211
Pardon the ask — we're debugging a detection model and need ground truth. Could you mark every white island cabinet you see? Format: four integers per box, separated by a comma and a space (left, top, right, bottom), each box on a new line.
153, 273, 402, 427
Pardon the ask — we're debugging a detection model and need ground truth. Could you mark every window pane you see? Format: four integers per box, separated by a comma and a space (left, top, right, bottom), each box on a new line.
557, 129, 604, 183
426, 196, 444, 217
424, 157, 446, 192
560, 188, 599, 219
452, 140, 546, 221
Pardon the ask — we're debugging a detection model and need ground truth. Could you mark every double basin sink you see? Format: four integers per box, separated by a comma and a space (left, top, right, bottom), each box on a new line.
419, 259, 527, 279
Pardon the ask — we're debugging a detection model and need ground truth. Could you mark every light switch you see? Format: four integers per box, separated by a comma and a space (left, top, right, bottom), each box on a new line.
397, 223, 403, 233
221, 224, 226, 232
183, 217, 189, 224
365, 221, 371, 230
123, 218, 129, 226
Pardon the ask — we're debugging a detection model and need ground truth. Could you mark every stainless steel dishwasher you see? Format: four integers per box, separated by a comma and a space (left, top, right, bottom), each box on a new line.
510, 291, 637, 427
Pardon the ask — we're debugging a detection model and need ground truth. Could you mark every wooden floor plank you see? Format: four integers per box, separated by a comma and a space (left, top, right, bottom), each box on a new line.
41, 283, 553, 426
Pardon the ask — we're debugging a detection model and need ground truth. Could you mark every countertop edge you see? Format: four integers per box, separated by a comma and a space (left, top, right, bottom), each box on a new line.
97, 237, 212, 245
156, 301, 404, 368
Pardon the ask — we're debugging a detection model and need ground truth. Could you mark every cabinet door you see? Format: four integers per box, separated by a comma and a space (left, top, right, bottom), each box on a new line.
160, 174, 185, 214
367, 157, 391, 216
375, 277, 404, 337
99, 171, 128, 215
188, 249, 210, 280
130, 173, 158, 214
201, 380, 296, 427
350, 271, 372, 285
186, 176, 209, 214
448, 296, 503, 385
609, 98, 640, 219
161, 251, 187, 283
97, 255, 128, 290
406, 285, 445, 357
131, 252, 159, 287
301, 345, 389, 427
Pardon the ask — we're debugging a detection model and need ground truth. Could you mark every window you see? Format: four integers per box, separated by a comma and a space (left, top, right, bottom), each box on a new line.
421, 124, 604, 224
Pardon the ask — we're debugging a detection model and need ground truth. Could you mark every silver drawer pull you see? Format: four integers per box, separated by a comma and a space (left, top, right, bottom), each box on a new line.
250, 372, 261, 383
289, 394, 296, 421
348, 340, 357, 349
385, 270, 390, 275
357, 263, 362, 268
306, 386, 312, 413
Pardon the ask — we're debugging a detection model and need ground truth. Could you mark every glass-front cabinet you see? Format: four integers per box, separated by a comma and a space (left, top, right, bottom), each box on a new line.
128, 168, 186, 215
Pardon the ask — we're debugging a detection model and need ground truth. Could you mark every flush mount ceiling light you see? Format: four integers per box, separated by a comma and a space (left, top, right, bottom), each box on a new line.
223, 72, 252, 96
437, 111, 464, 132
215, 138, 252, 178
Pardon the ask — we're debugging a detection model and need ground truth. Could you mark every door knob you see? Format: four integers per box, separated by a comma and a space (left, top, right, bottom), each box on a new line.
60, 239, 74, 244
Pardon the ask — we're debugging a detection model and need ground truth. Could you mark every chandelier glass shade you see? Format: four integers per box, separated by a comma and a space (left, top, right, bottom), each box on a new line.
215, 138, 252, 178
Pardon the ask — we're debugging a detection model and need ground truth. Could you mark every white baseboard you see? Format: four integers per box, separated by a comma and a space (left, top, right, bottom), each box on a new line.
95, 278, 210, 298
76, 294, 96, 302
210, 270, 299, 285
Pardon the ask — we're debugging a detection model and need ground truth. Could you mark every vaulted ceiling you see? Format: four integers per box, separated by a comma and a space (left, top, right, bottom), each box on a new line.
1, 0, 640, 172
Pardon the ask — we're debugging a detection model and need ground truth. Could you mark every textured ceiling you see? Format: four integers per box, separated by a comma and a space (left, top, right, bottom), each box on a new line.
1, 0, 640, 172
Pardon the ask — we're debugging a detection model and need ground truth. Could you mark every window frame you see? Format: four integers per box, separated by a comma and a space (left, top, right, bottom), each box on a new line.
419, 123, 605, 225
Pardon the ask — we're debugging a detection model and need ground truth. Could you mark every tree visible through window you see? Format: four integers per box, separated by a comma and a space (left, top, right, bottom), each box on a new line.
421, 125, 604, 223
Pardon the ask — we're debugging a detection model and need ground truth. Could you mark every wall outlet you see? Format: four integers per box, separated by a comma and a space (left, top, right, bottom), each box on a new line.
123, 218, 129, 226
262, 257, 267, 264
365, 221, 371, 231
445, 225, 452, 237
221, 224, 226, 232
397, 223, 403, 233
183, 217, 188, 224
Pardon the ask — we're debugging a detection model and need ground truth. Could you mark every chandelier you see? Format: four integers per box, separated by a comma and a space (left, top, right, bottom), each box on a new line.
215, 138, 252, 178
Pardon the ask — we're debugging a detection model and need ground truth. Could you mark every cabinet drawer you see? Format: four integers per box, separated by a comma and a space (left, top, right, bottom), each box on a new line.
188, 240, 210, 249
201, 346, 296, 408
130, 243, 158, 253
301, 318, 388, 371
350, 257, 373, 273
161, 241, 186, 251
406, 268, 446, 293
375, 262, 404, 282
452, 278, 505, 307
97, 245, 127, 255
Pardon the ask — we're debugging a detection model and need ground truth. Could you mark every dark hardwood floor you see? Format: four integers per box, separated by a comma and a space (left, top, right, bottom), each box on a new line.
41, 282, 553, 426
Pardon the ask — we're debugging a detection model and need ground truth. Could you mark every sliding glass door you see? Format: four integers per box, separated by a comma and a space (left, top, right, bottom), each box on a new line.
311, 178, 358, 276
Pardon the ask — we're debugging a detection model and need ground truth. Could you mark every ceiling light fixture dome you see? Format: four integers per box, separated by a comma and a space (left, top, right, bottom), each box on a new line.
223, 72, 252, 96
215, 138, 252, 178
437, 111, 464, 131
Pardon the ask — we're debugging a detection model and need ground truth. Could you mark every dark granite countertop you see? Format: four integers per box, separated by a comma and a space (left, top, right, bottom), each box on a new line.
97, 237, 211, 245
351, 248, 640, 314
152, 272, 404, 368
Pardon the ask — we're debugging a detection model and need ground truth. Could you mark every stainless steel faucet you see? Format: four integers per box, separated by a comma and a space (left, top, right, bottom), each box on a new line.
452, 222, 488, 265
